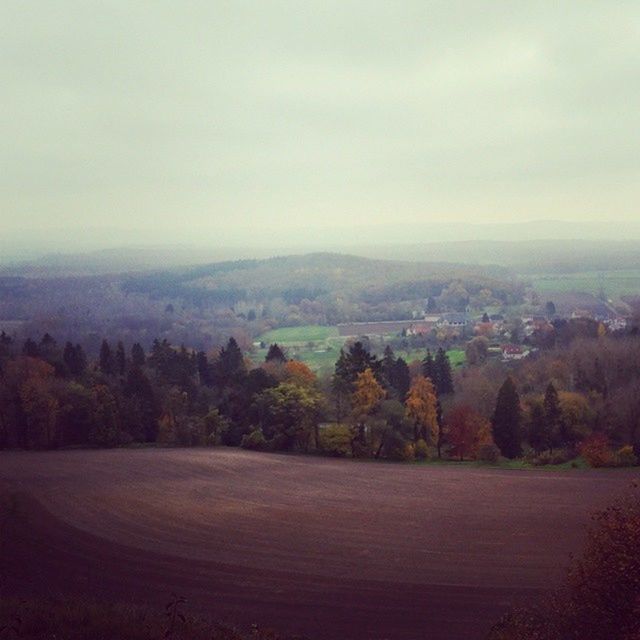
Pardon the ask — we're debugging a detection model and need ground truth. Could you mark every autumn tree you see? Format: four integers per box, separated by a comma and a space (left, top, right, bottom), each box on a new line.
284, 360, 316, 387
254, 382, 323, 451
491, 376, 522, 458
405, 375, 438, 444
446, 405, 492, 461
350, 368, 385, 454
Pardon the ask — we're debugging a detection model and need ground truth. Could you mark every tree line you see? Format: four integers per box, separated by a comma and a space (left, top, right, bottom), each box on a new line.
0, 330, 638, 467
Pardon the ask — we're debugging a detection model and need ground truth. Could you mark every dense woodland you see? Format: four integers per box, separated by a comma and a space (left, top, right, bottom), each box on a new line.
0, 254, 525, 354
1, 324, 638, 467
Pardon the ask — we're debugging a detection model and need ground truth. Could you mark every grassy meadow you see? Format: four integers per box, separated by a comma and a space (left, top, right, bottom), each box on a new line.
530, 269, 640, 301
254, 325, 466, 374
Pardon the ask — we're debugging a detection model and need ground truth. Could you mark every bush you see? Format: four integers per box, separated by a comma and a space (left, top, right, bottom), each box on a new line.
0, 596, 291, 639
318, 424, 351, 457
488, 483, 640, 639
615, 445, 638, 467
580, 434, 614, 468
531, 449, 575, 466
240, 428, 267, 451
477, 443, 500, 464
414, 438, 430, 461
398, 442, 415, 462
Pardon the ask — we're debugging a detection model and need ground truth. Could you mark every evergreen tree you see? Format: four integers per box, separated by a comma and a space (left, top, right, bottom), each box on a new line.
422, 350, 435, 381
482, 312, 490, 323
528, 402, 550, 453
265, 343, 287, 363
115, 341, 126, 376
543, 382, 562, 451
434, 348, 454, 395
492, 376, 522, 458
196, 350, 212, 386
131, 342, 146, 367
63, 342, 86, 376
333, 341, 380, 391
99, 339, 114, 375
392, 357, 411, 402
215, 337, 246, 387
22, 338, 40, 358
381, 345, 396, 389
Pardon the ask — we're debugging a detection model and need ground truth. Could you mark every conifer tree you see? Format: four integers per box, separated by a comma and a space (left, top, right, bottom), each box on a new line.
131, 342, 146, 367
265, 343, 287, 363
435, 348, 454, 395
528, 402, 550, 453
543, 382, 562, 451
422, 350, 435, 381
115, 341, 126, 376
492, 376, 522, 458
99, 340, 114, 375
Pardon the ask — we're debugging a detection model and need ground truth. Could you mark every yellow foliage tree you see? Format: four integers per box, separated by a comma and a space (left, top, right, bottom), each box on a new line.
405, 375, 438, 443
350, 368, 385, 454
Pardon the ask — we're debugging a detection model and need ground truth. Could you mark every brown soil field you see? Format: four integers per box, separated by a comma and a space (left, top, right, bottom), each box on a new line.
0, 449, 635, 639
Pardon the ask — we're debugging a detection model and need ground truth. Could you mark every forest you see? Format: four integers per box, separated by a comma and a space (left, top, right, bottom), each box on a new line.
1, 322, 638, 469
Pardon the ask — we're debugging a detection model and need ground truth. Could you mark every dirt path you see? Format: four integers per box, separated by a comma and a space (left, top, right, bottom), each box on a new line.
0, 449, 635, 639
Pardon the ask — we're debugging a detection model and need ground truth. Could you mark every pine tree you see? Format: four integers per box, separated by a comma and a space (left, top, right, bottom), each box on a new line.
528, 402, 550, 453
333, 341, 380, 391
435, 348, 454, 395
196, 351, 212, 386
492, 376, 522, 458
392, 357, 411, 402
543, 382, 562, 451
265, 343, 287, 363
131, 342, 146, 367
422, 350, 435, 381
22, 338, 40, 358
99, 340, 114, 375
115, 341, 126, 376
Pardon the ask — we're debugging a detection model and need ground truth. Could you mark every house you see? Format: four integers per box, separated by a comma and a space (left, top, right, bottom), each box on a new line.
501, 344, 528, 361
437, 312, 468, 328
406, 321, 434, 336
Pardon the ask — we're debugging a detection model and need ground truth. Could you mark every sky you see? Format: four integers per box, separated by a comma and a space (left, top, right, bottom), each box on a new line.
2, 1, 640, 254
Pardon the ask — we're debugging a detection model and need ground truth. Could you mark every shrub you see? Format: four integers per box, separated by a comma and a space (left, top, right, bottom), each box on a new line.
488, 483, 640, 639
399, 442, 415, 462
477, 443, 500, 464
615, 445, 638, 467
531, 449, 574, 466
414, 438, 430, 461
240, 428, 267, 451
580, 434, 614, 468
318, 424, 351, 457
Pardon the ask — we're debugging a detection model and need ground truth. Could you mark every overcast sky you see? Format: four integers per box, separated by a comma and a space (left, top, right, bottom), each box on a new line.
2, 1, 639, 252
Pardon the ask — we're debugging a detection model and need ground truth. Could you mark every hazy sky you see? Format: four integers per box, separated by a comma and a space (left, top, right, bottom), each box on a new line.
2, 1, 640, 250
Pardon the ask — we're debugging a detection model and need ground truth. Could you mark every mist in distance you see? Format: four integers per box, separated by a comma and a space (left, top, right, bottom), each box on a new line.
2, 1, 640, 263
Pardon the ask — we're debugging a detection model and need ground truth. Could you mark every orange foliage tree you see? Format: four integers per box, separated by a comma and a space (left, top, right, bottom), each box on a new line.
351, 368, 385, 454
405, 375, 438, 444
446, 404, 492, 461
284, 360, 317, 387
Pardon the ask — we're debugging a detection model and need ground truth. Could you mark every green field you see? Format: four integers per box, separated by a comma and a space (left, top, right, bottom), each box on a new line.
255, 325, 465, 374
257, 325, 339, 345
531, 270, 640, 300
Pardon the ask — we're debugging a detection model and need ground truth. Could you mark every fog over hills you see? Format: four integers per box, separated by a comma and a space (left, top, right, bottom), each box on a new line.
3, 220, 640, 276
